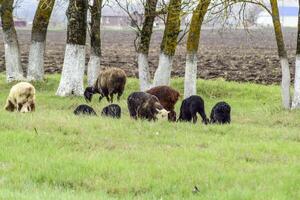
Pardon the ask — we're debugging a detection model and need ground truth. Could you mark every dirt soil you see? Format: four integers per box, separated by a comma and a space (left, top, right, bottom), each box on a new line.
0, 28, 297, 84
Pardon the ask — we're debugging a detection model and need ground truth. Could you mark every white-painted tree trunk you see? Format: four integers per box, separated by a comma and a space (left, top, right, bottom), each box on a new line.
56, 44, 86, 96
3, 32, 24, 82
292, 55, 300, 109
87, 55, 101, 87
280, 57, 291, 109
153, 53, 173, 87
27, 41, 45, 81
138, 53, 151, 91
184, 53, 197, 98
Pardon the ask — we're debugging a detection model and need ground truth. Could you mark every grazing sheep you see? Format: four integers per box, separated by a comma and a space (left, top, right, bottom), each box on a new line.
127, 92, 169, 121
146, 86, 180, 121
210, 102, 231, 124
84, 68, 126, 103
4, 82, 36, 113
178, 95, 209, 124
101, 104, 121, 118
74, 104, 97, 116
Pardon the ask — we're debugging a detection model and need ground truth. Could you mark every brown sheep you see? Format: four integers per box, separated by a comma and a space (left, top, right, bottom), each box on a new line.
146, 86, 180, 121
84, 68, 126, 103
5, 82, 36, 113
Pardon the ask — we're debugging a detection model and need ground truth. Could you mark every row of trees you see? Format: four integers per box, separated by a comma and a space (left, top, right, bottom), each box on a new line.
0, 0, 299, 110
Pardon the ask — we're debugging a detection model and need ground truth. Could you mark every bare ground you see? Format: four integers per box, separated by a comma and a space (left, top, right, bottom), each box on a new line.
0, 28, 297, 84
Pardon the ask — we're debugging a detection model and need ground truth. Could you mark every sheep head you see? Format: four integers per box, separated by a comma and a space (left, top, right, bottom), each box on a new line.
155, 108, 170, 120
84, 87, 95, 102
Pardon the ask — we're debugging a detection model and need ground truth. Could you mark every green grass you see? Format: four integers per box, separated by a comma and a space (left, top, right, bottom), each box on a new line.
0, 74, 299, 200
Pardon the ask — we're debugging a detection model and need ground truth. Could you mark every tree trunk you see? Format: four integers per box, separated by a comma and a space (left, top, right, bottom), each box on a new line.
87, 0, 102, 87
27, 0, 55, 81
138, 53, 151, 91
184, 53, 197, 98
153, 0, 181, 86
292, 0, 300, 109
184, 0, 210, 98
270, 0, 291, 109
56, 0, 88, 96
137, 0, 158, 91
0, 0, 24, 82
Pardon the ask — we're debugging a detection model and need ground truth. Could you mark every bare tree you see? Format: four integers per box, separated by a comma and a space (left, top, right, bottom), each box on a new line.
184, 0, 211, 98
221, 0, 291, 109
87, 0, 102, 86
56, 0, 88, 96
115, 0, 195, 90
0, 0, 24, 82
270, 0, 291, 109
27, 0, 55, 81
152, 0, 182, 86
137, 0, 159, 91
292, 0, 300, 109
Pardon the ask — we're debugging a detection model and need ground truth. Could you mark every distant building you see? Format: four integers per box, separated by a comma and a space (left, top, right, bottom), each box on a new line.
0, 17, 27, 28
101, 15, 130, 27
100, 6, 164, 28
101, 7, 130, 27
256, 0, 298, 27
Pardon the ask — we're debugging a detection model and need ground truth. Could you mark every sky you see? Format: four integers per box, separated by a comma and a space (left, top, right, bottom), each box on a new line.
14, 0, 67, 22
12, 0, 299, 22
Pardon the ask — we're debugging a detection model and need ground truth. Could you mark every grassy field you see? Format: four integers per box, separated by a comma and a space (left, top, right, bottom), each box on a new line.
0, 74, 299, 200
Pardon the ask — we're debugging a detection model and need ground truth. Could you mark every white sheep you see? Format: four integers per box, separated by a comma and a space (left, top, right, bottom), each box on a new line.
4, 82, 36, 113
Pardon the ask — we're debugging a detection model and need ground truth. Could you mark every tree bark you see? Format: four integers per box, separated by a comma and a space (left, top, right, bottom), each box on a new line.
292, 0, 300, 109
184, 0, 210, 98
270, 0, 291, 109
27, 0, 55, 81
153, 0, 181, 86
56, 0, 88, 96
0, 0, 24, 82
137, 0, 158, 91
87, 0, 102, 87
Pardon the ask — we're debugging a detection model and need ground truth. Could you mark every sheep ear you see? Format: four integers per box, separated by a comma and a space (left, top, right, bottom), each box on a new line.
156, 108, 161, 112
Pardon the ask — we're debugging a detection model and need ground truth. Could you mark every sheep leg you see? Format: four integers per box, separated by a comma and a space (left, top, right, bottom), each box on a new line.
30, 103, 35, 112
177, 111, 183, 122
168, 110, 176, 122
109, 94, 114, 103
17, 103, 24, 112
192, 115, 198, 123
129, 108, 138, 119
117, 92, 123, 101
198, 110, 208, 124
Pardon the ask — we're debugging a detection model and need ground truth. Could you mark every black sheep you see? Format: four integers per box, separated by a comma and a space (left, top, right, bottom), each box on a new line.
101, 104, 121, 118
210, 102, 231, 124
74, 104, 97, 116
127, 92, 169, 121
178, 95, 209, 124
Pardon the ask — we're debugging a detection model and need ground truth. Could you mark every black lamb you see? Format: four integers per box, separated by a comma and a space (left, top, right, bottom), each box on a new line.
74, 104, 97, 116
101, 104, 121, 118
178, 95, 209, 124
210, 101, 231, 124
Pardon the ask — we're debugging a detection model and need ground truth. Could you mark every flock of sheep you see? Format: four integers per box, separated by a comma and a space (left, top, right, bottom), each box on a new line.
4, 67, 231, 124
